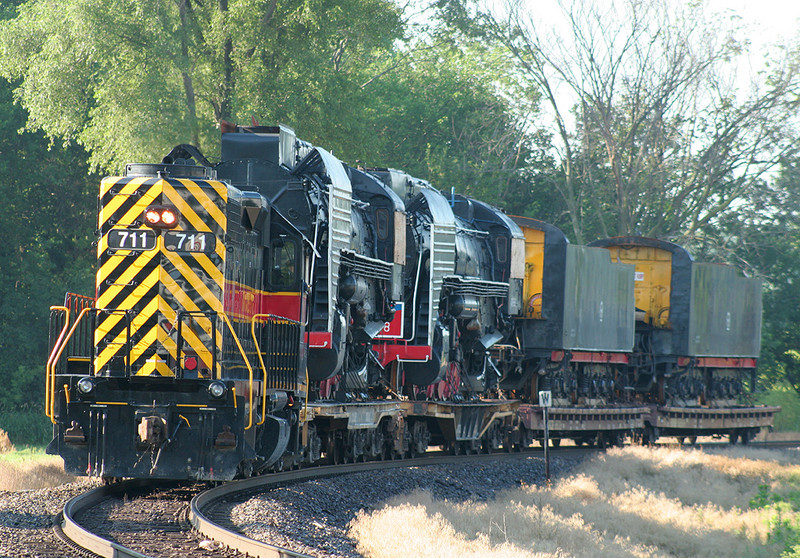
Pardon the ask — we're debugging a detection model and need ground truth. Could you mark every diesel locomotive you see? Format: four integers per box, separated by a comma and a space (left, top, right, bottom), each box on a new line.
45, 124, 778, 480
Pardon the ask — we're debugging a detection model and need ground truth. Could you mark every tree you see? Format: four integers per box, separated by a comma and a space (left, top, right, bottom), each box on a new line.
0, 0, 405, 171
0, 0, 557, 217
437, 0, 800, 244
353, 36, 559, 217
716, 159, 800, 398
0, 76, 96, 443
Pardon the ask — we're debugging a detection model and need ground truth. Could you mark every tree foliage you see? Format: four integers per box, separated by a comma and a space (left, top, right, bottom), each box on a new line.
437, 0, 800, 245
0, 77, 96, 429
720, 160, 800, 398
0, 0, 405, 170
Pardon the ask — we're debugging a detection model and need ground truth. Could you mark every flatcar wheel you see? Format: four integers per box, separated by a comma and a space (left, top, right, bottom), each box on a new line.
331, 432, 344, 464
595, 433, 607, 450
502, 432, 513, 453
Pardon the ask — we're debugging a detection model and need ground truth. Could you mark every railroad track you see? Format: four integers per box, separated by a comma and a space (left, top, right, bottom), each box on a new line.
55, 440, 800, 558
55, 448, 576, 558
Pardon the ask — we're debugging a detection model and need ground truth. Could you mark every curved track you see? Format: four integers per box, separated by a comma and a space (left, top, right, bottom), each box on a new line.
57, 479, 154, 558
57, 440, 799, 558
58, 448, 581, 557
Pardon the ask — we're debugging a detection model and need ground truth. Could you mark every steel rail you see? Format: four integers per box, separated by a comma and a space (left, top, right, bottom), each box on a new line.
59, 479, 154, 558
189, 451, 547, 558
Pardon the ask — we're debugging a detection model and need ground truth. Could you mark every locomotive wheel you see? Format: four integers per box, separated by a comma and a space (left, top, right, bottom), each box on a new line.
551, 438, 561, 448
502, 431, 513, 453
306, 427, 322, 464
688, 436, 697, 446
729, 430, 739, 445
410, 421, 430, 457
366, 429, 382, 460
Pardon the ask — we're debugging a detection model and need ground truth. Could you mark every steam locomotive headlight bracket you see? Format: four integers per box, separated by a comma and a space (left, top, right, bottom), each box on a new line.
76, 377, 96, 396
208, 381, 227, 399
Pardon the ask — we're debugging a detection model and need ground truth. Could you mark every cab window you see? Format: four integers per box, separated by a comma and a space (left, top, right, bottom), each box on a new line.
376, 208, 390, 241
270, 238, 297, 288
495, 236, 508, 263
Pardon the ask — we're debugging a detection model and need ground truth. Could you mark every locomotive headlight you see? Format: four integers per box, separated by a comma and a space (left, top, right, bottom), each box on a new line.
76, 377, 96, 396
160, 208, 178, 226
208, 381, 227, 399
143, 205, 180, 229
145, 209, 162, 225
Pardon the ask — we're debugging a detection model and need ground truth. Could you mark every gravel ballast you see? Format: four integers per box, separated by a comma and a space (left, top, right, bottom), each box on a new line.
0, 479, 99, 558
225, 454, 585, 558
0, 454, 585, 557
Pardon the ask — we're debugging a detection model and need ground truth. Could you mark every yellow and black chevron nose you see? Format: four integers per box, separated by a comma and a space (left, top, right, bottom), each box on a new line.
94, 175, 227, 377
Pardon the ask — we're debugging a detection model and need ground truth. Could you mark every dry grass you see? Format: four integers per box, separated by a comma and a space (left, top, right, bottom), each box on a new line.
0, 447, 75, 491
0, 429, 14, 453
349, 446, 800, 558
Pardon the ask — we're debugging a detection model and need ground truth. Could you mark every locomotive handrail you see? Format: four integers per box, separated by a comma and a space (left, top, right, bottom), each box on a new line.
46, 306, 70, 423
47, 307, 92, 422
221, 312, 258, 430
250, 313, 303, 426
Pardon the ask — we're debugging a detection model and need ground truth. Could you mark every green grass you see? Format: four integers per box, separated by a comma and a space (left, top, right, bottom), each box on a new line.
750, 482, 800, 557
756, 387, 800, 432
0, 446, 50, 464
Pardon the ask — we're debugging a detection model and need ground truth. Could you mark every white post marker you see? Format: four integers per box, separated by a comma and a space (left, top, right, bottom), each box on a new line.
539, 390, 552, 485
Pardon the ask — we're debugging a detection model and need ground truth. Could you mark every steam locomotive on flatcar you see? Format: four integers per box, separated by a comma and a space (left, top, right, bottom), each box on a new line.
45, 124, 778, 480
